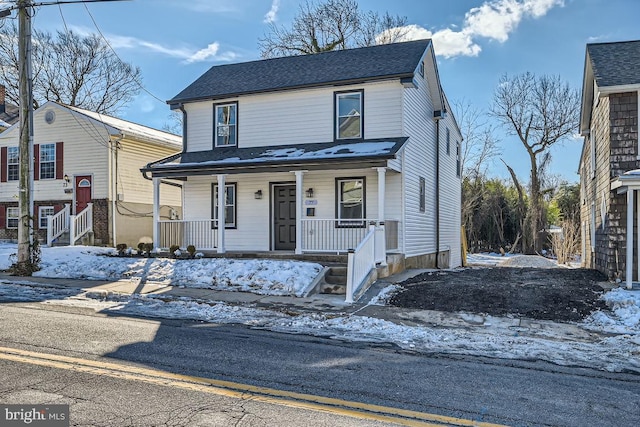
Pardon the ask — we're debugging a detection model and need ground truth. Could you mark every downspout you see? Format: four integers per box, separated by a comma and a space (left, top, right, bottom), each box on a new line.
435, 118, 440, 269
110, 136, 122, 247
170, 102, 187, 154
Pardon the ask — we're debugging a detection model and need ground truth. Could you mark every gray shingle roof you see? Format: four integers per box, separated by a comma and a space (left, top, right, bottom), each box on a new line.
142, 137, 408, 176
587, 40, 640, 87
169, 39, 431, 104
0, 102, 19, 128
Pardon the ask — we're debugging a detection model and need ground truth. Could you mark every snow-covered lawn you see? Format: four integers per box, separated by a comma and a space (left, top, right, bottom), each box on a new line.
0, 244, 322, 297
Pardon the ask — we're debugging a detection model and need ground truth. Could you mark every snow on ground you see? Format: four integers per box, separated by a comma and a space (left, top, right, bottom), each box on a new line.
466, 252, 515, 267
1, 244, 322, 297
0, 280, 638, 374
501, 255, 559, 268
1, 244, 638, 373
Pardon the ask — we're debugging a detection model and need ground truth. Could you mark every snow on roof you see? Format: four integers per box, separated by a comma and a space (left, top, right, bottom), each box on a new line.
0, 118, 10, 128
63, 103, 181, 147
156, 141, 400, 169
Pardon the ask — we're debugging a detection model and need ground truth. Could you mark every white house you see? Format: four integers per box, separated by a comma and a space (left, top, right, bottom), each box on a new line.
143, 39, 462, 291
0, 101, 182, 246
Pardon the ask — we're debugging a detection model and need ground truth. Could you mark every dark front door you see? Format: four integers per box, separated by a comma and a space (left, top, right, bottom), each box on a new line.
274, 185, 296, 250
75, 175, 92, 214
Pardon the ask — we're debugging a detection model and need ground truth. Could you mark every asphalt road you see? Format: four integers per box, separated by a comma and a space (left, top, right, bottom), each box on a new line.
0, 301, 638, 427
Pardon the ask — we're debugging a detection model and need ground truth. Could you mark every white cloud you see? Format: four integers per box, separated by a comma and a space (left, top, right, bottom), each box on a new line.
185, 43, 220, 63
264, 0, 280, 24
383, 0, 563, 58
68, 26, 238, 64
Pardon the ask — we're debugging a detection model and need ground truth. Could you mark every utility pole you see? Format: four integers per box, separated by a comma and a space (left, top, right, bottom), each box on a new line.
17, 0, 34, 269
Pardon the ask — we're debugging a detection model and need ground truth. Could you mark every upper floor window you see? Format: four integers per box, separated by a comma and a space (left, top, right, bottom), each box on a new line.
336, 177, 365, 226
7, 147, 18, 181
446, 128, 451, 155
590, 131, 595, 179
418, 62, 424, 78
215, 103, 237, 147
335, 91, 363, 140
39, 143, 56, 179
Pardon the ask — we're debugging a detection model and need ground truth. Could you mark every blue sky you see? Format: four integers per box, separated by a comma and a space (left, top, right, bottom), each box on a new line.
2, 0, 640, 183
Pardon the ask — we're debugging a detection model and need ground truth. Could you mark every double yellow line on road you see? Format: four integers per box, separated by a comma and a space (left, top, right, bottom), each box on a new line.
0, 346, 508, 427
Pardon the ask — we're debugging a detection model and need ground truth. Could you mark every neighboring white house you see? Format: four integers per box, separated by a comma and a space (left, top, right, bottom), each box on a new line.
0, 101, 182, 246
143, 39, 462, 273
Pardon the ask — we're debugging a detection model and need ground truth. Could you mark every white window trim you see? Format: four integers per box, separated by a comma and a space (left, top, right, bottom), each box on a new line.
214, 103, 237, 148
212, 183, 236, 228
419, 177, 426, 212
6, 206, 18, 229
39, 206, 54, 229
336, 178, 365, 226
335, 91, 363, 140
39, 143, 56, 180
7, 146, 18, 182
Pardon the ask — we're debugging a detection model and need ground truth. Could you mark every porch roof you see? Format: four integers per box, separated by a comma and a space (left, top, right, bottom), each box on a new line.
142, 137, 408, 177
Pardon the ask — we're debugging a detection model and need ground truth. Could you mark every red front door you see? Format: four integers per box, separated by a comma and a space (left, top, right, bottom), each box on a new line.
75, 175, 92, 214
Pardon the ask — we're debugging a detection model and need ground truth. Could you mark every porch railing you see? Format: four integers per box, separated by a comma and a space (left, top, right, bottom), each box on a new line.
346, 223, 376, 303
46, 204, 70, 246
70, 203, 93, 246
158, 219, 218, 250
301, 218, 399, 253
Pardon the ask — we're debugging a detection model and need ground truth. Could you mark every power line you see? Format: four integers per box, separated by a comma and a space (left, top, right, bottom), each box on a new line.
82, 2, 166, 104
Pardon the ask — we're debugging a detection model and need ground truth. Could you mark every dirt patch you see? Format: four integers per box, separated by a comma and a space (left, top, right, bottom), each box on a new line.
389, 267, 609, 322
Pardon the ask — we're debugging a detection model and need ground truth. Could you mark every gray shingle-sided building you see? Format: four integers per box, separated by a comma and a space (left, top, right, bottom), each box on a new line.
143, 40, 463, 301
579, 40, 640, 288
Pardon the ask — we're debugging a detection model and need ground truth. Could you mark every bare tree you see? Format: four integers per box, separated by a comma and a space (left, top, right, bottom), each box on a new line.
259, 0, 408, 58
0, 22, 141, 114
454, 99, 499, 181
491, 73, 579, 253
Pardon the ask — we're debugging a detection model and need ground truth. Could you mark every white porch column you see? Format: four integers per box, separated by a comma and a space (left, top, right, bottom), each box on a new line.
626, 189, 634, 289
376, 167, 387, 266
152, 177, 160, 250
294, 170, 305, 255
217, 174, 226, 254
376, 167, 386, 222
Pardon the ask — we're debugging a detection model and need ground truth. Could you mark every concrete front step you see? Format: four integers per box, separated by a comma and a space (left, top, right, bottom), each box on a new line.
319, 265, 347, 294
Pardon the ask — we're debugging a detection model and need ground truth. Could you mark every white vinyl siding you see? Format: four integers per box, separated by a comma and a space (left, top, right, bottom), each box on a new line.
0, 106, 109, 201
438, 99, 463, 268
402, 80, 437, 258
183, 81, 403, 152
181, 168, 401, 252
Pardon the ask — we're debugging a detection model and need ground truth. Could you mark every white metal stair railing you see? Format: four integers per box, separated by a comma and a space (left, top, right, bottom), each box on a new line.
46, 204, 70, 247
345, 223, 377, 303
69, 203, 93, 246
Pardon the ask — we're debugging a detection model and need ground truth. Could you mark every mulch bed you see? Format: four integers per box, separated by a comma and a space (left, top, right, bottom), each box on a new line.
388, 267, 609, 322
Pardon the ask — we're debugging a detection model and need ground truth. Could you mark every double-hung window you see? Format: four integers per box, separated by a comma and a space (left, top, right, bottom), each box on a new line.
39, 206, 54, 229
215, 103, 237, 147
39, 143, 56, 179
6, 207, 18, 229
212, 183, 236, 228
7, 147, 18, 181
336, 178, 365, 226
335, 91, 363, 140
